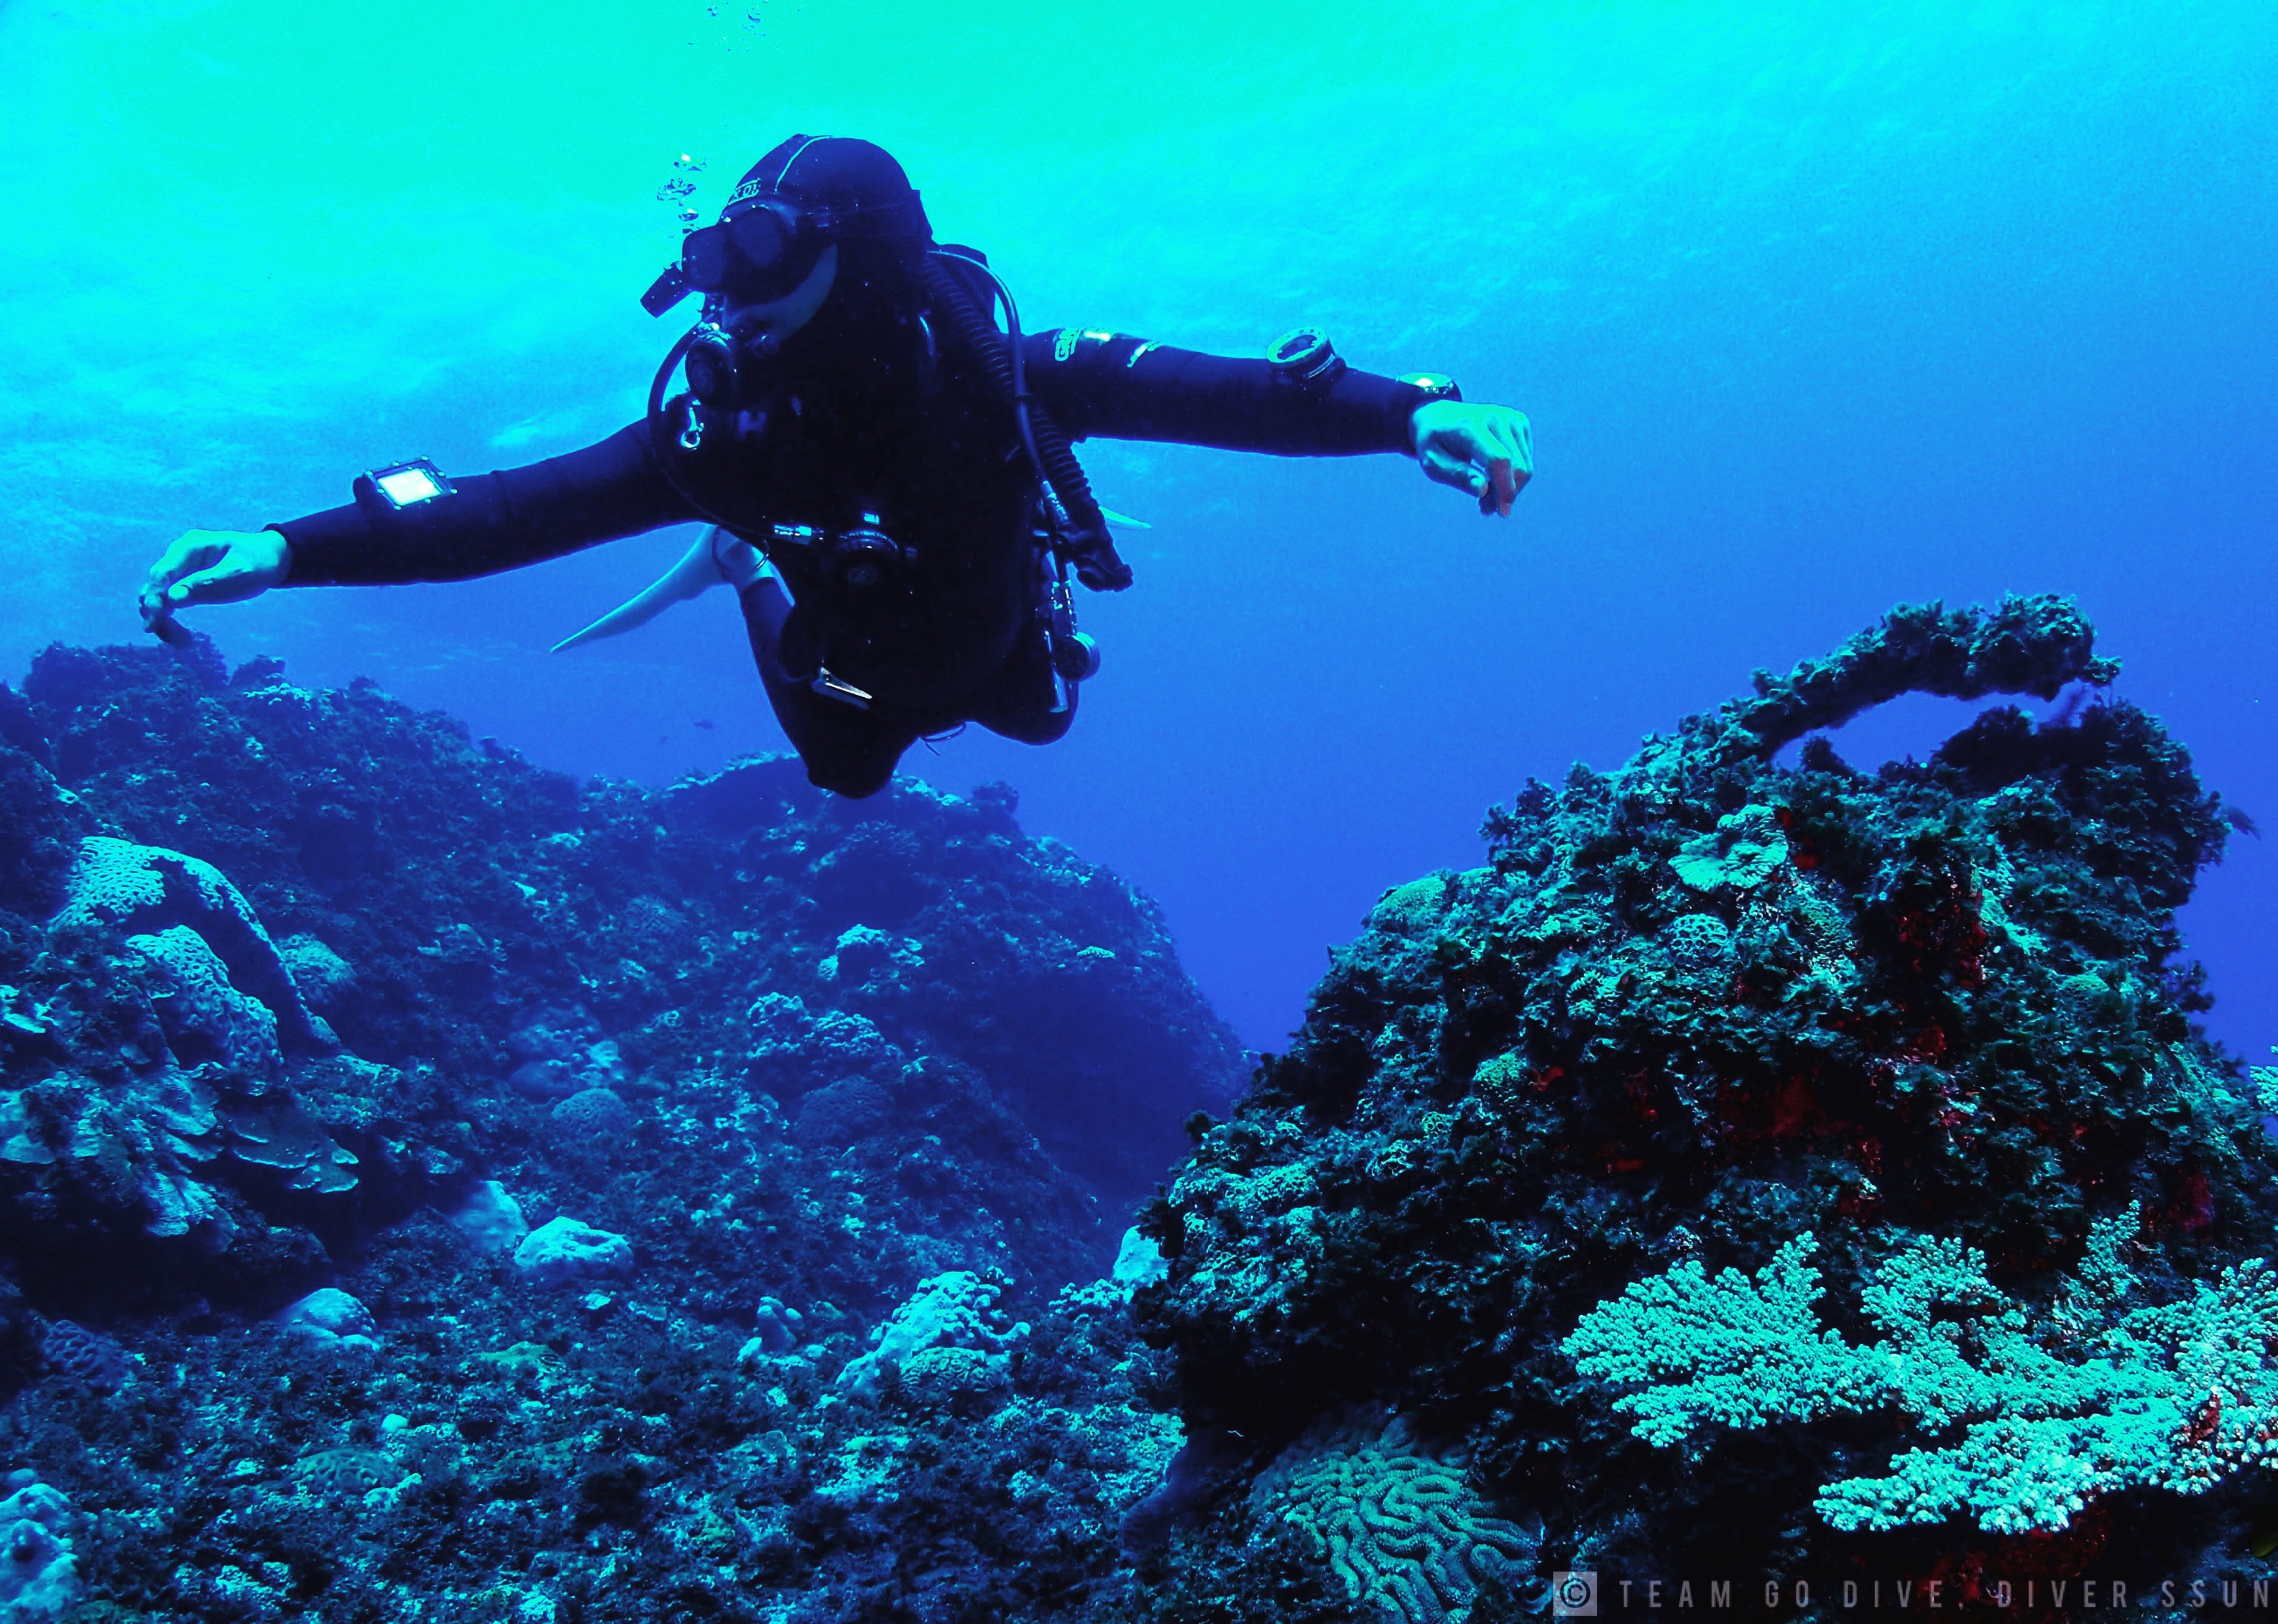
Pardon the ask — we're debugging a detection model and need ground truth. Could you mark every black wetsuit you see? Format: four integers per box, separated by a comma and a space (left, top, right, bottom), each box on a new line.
275, 304, 1432, 796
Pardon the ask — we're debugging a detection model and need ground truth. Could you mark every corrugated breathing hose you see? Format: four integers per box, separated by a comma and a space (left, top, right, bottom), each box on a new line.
921, 254, 1134, 591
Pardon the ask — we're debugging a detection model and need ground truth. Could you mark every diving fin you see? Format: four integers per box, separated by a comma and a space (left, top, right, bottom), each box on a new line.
551, 527, 753, 651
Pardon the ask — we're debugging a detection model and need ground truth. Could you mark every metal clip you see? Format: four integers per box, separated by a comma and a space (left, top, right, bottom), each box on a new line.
810, 668, 872, 709
679, 401, 705, 452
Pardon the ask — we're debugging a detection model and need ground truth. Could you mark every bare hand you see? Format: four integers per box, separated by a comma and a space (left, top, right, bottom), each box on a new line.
139, 529, 292, 641
1412, 400, 1533, 516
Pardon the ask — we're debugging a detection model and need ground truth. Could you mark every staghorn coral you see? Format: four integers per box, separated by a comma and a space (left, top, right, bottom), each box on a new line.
1248, 1408, 1535, 1623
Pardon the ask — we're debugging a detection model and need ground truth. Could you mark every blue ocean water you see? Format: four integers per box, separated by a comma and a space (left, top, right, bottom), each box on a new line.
2, 0, 2270, 1065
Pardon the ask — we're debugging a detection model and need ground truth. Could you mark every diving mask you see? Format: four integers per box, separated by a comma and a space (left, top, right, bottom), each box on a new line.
642, 191, 926, 316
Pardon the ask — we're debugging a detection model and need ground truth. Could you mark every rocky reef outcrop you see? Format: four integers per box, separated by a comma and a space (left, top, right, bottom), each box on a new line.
1137, 596, 2273, 1610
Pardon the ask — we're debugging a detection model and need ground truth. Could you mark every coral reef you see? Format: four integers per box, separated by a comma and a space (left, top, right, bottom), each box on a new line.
835, 1268, 1027, 1400
0, 633, 1242, 1620
1136, 597, 2273, 1598
4, 597, 2264, 1619
0, 637, 1238, 1299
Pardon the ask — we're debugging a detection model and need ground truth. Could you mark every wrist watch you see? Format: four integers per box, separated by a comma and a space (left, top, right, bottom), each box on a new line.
1399, 373, 1462, 453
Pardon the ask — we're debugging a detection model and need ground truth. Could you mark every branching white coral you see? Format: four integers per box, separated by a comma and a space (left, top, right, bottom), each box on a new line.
1565, 1210, 2278, 1534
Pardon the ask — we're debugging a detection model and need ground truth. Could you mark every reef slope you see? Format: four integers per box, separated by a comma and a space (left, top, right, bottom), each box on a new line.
0, 637, 1245, 1618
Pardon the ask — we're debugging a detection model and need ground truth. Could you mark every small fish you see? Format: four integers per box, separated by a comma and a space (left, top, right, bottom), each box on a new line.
694, 719, 715, 731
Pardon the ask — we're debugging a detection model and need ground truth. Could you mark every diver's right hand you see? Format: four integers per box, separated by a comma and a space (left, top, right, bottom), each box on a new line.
140, 528, 292, 638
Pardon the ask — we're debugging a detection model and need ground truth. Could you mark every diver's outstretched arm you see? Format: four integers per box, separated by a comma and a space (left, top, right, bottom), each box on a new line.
141, 423, 701, 641
269, 423, 697, 588
1021, 329, 1532, 514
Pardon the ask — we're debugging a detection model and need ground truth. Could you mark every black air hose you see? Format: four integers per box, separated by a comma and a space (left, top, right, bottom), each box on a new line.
920, 255, 1133, 591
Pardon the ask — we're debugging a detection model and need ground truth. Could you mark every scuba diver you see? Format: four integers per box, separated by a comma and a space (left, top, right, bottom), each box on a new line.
140, 136, 1534, 798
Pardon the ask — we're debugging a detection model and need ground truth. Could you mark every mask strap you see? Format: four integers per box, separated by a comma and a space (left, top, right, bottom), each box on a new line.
768, 134, 825, 194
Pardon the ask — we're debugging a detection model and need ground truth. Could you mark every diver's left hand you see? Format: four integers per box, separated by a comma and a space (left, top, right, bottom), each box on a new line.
1412, 400, 1533, 516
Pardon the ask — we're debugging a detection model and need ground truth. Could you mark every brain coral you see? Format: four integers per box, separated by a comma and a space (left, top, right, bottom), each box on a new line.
1248, 1408, 1535, 1623
549, 1087, 634, 1140
39, 1321, 128, 1394
49, 835, 172, 928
